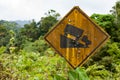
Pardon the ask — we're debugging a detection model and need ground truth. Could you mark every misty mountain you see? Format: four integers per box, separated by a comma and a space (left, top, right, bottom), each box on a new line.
14, 20, 30, 27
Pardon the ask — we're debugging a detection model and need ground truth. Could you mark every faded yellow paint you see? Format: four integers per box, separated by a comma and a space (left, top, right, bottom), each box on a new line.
44, 6, 110, 69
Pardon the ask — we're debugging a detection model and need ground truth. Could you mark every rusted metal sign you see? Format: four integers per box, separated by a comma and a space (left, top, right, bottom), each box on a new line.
44, 6, 110, 68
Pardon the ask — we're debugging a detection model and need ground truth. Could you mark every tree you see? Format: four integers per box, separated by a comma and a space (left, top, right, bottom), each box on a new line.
110, 0, 120, 27
39, 10, 60, 36
0, 20, 20, 47
0, 20, 20, 33
0, 24, 10, 46
20, 19, 40, 41
90, 13, 120, 42
110, 0, 120, 42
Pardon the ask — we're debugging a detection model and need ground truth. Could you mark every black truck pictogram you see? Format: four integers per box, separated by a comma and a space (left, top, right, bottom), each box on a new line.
60, 24, 91, 48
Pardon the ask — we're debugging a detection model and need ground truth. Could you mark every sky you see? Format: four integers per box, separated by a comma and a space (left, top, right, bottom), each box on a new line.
0, 0, 117, 21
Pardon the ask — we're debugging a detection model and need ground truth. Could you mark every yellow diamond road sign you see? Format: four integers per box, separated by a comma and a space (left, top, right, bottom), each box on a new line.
44, 6, 110, 68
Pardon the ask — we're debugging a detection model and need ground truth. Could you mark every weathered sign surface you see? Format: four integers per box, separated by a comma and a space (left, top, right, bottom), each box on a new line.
44, 6, 110, 68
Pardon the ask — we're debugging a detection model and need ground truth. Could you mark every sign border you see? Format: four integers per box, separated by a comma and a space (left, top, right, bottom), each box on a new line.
44, 6, 110, 69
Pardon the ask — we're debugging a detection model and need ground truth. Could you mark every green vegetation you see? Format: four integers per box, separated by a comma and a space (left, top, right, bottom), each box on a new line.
0, 49, 68, 80
0, 1, 120, 80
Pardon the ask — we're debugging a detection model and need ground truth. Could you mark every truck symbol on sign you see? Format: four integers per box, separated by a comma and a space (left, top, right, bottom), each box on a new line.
60, 24, 91, 48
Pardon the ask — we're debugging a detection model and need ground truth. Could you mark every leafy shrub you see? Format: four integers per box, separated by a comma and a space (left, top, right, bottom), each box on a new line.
54, 67, 89, 80
23, 37, 49, 56
86, 64, 111, 80
0, 50, 69, 80
0, 46, 6, 55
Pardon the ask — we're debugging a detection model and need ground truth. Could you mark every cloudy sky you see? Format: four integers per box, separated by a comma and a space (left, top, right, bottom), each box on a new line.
0, 0, 117, 21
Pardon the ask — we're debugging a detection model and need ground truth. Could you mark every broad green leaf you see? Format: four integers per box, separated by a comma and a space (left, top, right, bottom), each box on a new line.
68, 70, 79, 80
53, 75, 66, 80
76, 68, 90, 80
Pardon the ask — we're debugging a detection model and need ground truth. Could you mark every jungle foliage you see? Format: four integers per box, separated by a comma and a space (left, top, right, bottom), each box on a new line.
0, 1, 120, 80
